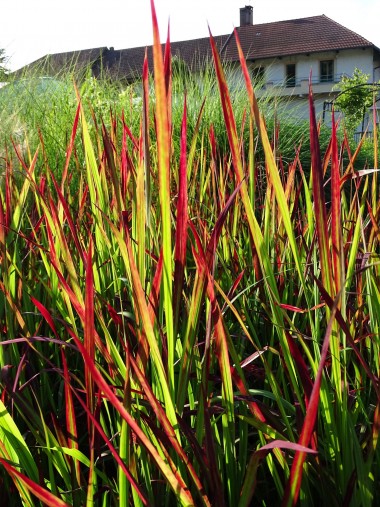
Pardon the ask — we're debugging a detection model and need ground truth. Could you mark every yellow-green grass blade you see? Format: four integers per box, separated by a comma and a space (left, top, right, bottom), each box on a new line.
0, 400, 39, 484
150, 0, 175, 396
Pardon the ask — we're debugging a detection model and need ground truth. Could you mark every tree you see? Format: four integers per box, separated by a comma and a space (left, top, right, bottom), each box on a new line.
0, 48, 9, 81
333, 68, 378, 134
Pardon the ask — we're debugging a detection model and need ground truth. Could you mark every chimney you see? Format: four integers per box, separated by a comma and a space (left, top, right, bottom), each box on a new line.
240, 5, 253, 26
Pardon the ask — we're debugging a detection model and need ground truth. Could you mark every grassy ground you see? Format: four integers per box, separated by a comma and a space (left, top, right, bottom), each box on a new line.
0, 4, 379, 506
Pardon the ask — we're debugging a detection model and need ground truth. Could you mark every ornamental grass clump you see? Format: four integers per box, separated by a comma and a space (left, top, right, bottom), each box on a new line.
0, 1, 379, 505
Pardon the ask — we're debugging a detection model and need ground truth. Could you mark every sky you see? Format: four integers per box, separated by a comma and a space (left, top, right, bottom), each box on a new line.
2, 0, 380, 72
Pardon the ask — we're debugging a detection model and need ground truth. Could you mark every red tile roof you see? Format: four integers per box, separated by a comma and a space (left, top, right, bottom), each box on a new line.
14, 15, 379, 80
105, 35, 229, 80
223, 15, 377, 61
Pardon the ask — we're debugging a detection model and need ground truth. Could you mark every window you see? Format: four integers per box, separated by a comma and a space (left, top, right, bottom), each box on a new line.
320, 60, 334, 82
286, 64, 296, 87
252, 66, 265, 87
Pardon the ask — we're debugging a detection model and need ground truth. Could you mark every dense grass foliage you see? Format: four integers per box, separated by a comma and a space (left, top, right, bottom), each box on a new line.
0, 5, 379, 506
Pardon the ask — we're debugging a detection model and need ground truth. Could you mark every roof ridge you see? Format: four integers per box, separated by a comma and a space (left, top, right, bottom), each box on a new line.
241, 14, 327, 28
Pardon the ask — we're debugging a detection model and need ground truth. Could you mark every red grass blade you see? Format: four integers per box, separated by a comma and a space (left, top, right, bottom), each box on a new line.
330, 111, 343, 297
0, 190, 6, 245
164, 23, 172, 134
2, 151, 11, 232
206, 181, 243, 267
282, 298, 339, 506
142, 49, 151, 227
173, 95, 188, 336
30, 297, 58, 338
308, 82, 333, 295
0, 457, 70, 507
61, 349, 81, 486
208, 29, 241, 184
84, 240, 95, 419
102, 122, 123, 214
372, 403, 380, 454
61, 102, 81, 190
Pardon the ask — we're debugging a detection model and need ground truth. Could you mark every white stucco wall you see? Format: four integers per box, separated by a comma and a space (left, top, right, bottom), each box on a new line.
335, 49, 374, 79
252, 47, 376, 87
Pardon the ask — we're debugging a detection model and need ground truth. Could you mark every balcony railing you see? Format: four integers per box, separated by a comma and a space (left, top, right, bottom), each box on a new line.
265, 73, 345, 89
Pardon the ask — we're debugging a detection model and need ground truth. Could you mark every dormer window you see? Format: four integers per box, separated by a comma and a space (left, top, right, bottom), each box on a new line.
320, 60, 334, 82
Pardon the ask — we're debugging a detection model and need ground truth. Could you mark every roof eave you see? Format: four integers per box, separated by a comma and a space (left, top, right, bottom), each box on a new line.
234, 44, 377, 63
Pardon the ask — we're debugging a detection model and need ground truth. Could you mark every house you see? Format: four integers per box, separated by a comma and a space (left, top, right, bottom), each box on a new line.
13, 6, 380, 134
226, 7, 380, 134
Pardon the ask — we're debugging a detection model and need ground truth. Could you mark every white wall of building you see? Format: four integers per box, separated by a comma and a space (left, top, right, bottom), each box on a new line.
253, 47, 376, 87
335, 49, 374, 78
